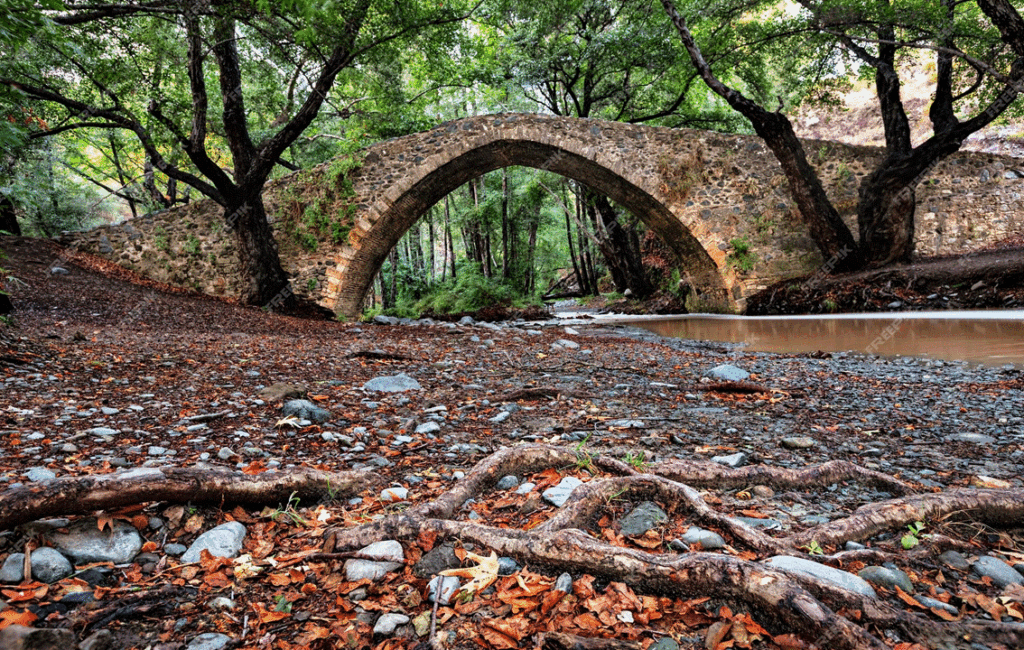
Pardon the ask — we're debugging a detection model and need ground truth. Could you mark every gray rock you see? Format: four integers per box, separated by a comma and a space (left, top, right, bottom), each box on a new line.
495, 475, 519, 491
415, 421, 441, 434
363, 373, 422, 393
608, 419, 645, 428
373, 315, 399, 326
489, 411, 511, 423
708, 364, 749, 381
0, 625, 76, 650
85, 427, 119, 437
164, 543, 188, 556
951, 433, 996, 444
282, 399, 332, 423
858, 566, 914, 593
100, 407, 119, 416
458, 316, 475, 325
938, 550, 970, 570
187, 633, 232, 650
514, 482, 536, 495
380, 486, 408, 502
765, 556, 877, 597
711, 452, 747, 468
0, 554, 25, 583
648, 638, 681, 650
346, 558, 403, 581
47, 518, 143, 564
217, 447, 236, 460
542, 476, 584, 507
50, 266, 70, 276
781, 436, 816, 449
428, 575, 461, 604
914, 595, 959, 617
25, 467, 57, 481
618, 501, 668, 537
972, 555, 1024, 588
413, 544, 460, 578
556, 339, 580, 350
554, 572, 573, 592
1016, 563, 1024, 578
258, 382, 307, 402
498, 557, 521, 576
676, 526, 726, 550
27, 547, 74, 583
735, 516, 783, 530
373, 613, 410, 635
180, 522, 247, 563
845, 541, 866, 551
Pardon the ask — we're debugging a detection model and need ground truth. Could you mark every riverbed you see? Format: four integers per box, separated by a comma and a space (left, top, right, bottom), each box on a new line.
557, 310, 1024, 368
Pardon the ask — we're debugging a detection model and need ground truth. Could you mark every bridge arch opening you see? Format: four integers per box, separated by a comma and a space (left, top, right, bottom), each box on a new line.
332, 139, 725, 318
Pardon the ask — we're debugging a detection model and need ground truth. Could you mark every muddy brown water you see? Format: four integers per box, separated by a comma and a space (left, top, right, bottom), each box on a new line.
596, 311, 1024, 367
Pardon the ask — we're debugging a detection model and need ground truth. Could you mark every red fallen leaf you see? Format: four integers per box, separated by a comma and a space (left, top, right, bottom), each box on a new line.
631, 530, 663, 549
268, 572, 292, 587
737, 510, 767, 519
204, 571, 232, 588
253, 602, 290, 624
0, 609, 37, 631
706, 621, 732, 649
573, 612, 601, 630
243, 460, 268, 475
97, 514, 114, 532
199, 549, 233, 572
418, 529, 438, 552
483, 617, 531, 642
539, 589, 564, 616
131, 514, 150, 531
771, 634, 811, 650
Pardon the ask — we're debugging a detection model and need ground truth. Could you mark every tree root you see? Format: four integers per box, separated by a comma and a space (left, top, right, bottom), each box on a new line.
322, 444, 1024, 649
652, 458, 915, 495
0, 466, 378, 531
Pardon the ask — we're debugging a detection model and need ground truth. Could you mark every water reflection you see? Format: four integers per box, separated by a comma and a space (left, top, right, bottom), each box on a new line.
630, 311, 1024, 367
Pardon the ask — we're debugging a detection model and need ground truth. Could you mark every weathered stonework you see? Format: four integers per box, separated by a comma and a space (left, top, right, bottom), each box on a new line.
63, 113, 1024, 316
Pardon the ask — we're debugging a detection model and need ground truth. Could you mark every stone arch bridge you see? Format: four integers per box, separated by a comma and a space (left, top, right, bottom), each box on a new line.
67, 113, 1021, 316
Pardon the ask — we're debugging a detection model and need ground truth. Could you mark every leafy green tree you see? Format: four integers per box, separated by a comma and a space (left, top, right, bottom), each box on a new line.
1, 0, 470, 307
661, 0, 1024, 269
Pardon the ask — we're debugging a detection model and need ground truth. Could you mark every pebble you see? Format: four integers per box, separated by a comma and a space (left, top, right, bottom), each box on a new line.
914, 595, 959, 617
282, 399, 331, 423
858, 566, 914, 593
427, 575, 461, 604
373, 613, 410, 635
47, 518, 143, 564
181, 522, 247, 563
415, 421, 440, 434
711, 452, 747, 468
496, 475, 519, 490
972, 555, 1024, 588
542, 476, 583, 507
939, 550, 970, 570
489, 411, 511, 423
708, 364, 749, 381
363, 374, 422, 392
781, 436, 816, 449
187, 633, 232, 650
345, 541, 404, 582
673, 526, 726, 550
618, 501, 668, 537
648, 639, 681, 650
25, 467, 57, 481
554, 572, 573, 592
380, 487, 408, 502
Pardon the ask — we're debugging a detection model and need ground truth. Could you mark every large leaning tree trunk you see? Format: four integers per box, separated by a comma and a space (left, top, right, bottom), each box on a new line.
661, 0, 1024, 273
659, 0, 861, 272
2, 0, 473, 308
587, 191, 654, 297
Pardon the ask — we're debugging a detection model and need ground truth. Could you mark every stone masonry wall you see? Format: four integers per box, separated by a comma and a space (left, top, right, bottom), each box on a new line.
62, 114, 1024, 314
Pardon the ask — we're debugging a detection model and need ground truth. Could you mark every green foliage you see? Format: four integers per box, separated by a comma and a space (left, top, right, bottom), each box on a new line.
623, 451, 648, 471
901, 521, 927, 549
183, 235, 202, 256
407, 263, 527, 316
801, 540, 825, 556
154, 228, 170, 253
727, 238, 756, 273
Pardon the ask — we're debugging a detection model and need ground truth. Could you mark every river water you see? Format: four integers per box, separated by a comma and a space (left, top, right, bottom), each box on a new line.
566, 310, 1024, 368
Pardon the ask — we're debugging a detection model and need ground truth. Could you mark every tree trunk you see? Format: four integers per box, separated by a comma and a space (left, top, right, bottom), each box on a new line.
226, 195, 291, 307
0, 195, 21, 236
857, 164, 917, 266
588, 192, 652, 297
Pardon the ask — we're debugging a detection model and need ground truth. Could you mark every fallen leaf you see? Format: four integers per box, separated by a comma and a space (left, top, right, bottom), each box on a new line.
0, 609, 37, 631
440, 550, 499, 594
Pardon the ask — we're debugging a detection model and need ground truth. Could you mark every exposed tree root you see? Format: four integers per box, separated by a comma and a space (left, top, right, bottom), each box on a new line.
0, 467, 378, 531
789, 487, 1024, 547
653, 458, 915, 495
320, 444, 1024, 649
